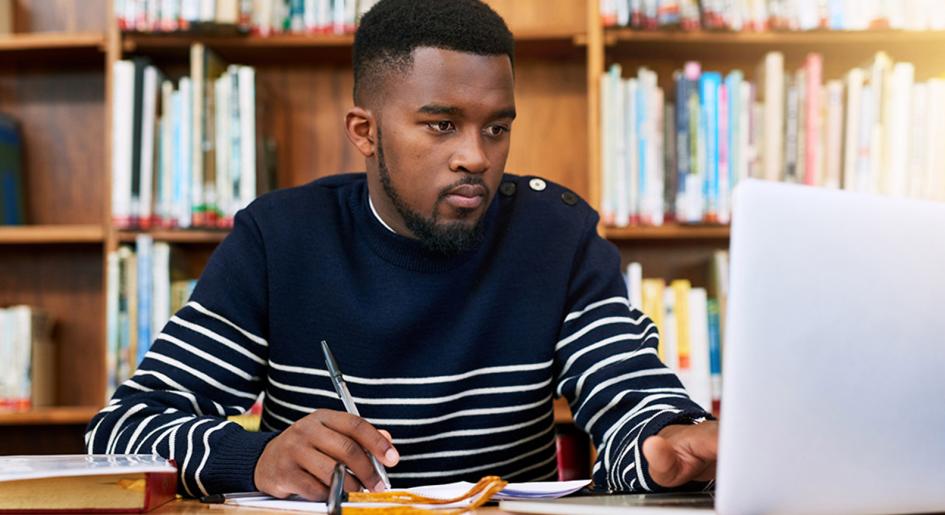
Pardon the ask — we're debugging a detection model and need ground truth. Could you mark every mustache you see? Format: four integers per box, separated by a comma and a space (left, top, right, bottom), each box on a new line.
437, 176, 488, 202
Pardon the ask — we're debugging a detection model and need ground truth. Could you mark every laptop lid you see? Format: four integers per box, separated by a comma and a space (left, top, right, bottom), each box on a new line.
717, 180, 945, 515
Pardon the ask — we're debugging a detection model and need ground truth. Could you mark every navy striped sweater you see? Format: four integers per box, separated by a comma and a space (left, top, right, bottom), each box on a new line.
86, 173, 709, 497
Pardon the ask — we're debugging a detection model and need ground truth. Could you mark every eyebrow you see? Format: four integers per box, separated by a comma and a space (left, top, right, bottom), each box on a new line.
417, 104, 517, 120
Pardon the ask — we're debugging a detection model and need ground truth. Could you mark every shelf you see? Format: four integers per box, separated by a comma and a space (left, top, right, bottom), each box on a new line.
601, 29, 945, 61
0, 32, 106, 52
0, 225, 105, 244
121, 30, 585, 62
604, 224, 730, 241
117, 229, 230, 244
0, 406, 100, 426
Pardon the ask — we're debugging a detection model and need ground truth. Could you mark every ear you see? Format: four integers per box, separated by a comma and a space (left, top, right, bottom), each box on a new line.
344, 106, 376, 158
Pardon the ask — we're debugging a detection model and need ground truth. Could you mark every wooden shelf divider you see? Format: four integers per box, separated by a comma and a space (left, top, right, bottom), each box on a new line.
117, 229, 231, 244
0, 32, 106, 52
0, 406, 100, 426
0, 225, 105, 244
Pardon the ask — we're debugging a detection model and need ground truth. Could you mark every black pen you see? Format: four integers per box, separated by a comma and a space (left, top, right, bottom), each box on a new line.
321, 339, 392, 490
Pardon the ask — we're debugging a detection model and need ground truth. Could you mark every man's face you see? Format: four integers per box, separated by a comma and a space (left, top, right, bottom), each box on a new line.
369, 47, 515, 254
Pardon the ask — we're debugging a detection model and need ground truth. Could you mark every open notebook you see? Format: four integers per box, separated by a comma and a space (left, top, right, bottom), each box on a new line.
221, 479, 591, 512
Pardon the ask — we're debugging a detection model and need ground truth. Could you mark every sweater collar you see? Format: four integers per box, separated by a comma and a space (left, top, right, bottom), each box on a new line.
352, 178, 499, 273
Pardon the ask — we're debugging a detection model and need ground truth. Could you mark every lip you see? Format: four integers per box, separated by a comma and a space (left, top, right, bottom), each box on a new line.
444, 184, 487, 210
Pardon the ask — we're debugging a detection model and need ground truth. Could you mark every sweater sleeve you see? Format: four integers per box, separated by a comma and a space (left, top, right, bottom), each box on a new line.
85, 209, 278, 497
554, 212, 712, 493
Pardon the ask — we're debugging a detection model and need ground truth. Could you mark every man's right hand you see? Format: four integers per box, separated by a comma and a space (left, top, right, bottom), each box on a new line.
253, 409, 399, 500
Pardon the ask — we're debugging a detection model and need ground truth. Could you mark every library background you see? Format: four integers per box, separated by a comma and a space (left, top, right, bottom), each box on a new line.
0, 0, 942, 477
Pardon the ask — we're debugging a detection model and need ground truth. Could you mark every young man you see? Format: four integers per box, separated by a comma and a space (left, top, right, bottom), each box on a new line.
87, 0, 718, 500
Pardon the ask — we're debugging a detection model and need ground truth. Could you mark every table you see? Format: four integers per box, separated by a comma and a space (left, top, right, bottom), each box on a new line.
152, 499, 515, 514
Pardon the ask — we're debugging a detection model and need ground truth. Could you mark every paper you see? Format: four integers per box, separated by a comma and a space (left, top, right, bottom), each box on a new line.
0, 454, 176, 482
226, 479, 591, 512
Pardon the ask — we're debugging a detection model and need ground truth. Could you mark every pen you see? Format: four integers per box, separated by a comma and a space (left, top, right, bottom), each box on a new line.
321, 339, 392, 491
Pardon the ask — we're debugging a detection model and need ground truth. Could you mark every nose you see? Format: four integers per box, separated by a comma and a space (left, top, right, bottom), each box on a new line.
448, 130, 490, 175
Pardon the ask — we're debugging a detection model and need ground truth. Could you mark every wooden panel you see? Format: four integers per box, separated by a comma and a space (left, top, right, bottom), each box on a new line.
614, 239, 729, 289
0, 66, 105, 225
0, 406, 98, 425
486, 0, 586, 36
605, 224, 730, 241
13, 0, 107, 33
508, 59, 588, 198
0, 247, 104, 407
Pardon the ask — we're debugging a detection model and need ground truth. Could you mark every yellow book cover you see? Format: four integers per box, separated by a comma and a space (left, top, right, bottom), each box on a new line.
671, 279, 693, 370
641, 279, 665, 361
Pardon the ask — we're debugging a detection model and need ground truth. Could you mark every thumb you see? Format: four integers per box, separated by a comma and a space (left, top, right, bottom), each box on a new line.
642, 435, 686, 488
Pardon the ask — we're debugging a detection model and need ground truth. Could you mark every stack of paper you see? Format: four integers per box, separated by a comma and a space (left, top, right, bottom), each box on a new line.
224, 479, 591, 512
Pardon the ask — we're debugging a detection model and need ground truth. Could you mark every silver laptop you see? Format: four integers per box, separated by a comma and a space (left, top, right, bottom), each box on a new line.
503, 180, 945, 515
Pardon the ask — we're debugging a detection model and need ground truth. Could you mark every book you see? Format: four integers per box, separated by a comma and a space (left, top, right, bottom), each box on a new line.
0, 113, 24, 225
0, 306, 55, 410
0, 455, 176, 513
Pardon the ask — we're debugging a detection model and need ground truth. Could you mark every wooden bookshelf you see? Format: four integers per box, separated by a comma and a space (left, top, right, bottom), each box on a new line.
0, 406, 99, 426
0, 31, 105, 51
0, 225, 104, 244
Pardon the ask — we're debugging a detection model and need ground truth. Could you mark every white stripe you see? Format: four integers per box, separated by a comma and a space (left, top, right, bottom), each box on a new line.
393, 411, 552, 445
156, 332, 261, 380
573, 347, 659, 399
600, 403, 683, 454
367, 396, 550, 427
609, 408, 682, 487
134, 416, 196, 453
564, 296, 630, 323
575, 369, 677, 423
170, 316, 266, 365
265, 409, 296, 427
586, 388, 687, 434
193, 421, 232, 496
187, 301, 268, 347
123, 413, 161, 453
105, 403, 148, 454
269, 359, 553, 386
535, 468, 559, 481
399, 422, 555, 461
504, 451, 559, 481
557, 326, 658, 382
151, 425, 180, 456
260, 417, 278, 431
388, 437, 556, 479
556, 315, 647, 352
125, 376, 228, 417
266, 391, 314, 414
267, 376, 338, 400
180, 419, 214, 498
84, 405, 122, 449
144, 352, 258, 400
634, 434, 651, 491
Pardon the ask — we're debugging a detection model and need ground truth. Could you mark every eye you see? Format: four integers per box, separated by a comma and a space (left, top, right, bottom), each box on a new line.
485, 124, 510, 137
426, 121, 456, 133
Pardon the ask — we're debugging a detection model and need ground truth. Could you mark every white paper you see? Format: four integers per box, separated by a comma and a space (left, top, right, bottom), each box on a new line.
227, 479, 592, 512
0, 454, 176, 482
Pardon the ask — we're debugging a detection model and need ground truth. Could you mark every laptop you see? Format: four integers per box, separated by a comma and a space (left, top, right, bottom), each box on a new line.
502, 179, 945, 514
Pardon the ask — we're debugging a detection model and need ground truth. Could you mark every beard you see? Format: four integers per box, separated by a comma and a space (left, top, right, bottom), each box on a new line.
375, 126, 487, 256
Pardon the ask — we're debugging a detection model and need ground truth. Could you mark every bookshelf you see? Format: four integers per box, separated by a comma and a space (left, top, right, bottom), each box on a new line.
4, 0, 944, 455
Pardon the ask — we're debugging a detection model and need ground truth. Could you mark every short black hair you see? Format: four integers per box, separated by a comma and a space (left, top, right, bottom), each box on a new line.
352, 0, 515, 106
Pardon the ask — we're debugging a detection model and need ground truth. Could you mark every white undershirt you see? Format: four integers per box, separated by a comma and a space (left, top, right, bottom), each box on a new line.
369, 196, 398, 234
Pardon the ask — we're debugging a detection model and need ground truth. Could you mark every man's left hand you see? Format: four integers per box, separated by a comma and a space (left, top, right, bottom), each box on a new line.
641, 420, 719, 488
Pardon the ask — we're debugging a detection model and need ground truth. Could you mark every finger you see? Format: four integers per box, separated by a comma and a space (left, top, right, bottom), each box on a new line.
284, 466, 330, 501
295, 444, 366, 493
322, 411, 400, 467
379, 429, 393, 443
308, 422, 384, 492
642, 435, 687, 488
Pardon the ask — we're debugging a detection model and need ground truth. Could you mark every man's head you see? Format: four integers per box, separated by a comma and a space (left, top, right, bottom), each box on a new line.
344, 0, 516, 255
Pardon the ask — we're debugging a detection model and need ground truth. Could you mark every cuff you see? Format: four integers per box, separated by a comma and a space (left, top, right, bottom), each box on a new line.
637, 409, 714, 493
200, 426, 280, 495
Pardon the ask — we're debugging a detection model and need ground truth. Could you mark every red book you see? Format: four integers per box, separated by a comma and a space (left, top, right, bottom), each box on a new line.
0, 455, 177, 513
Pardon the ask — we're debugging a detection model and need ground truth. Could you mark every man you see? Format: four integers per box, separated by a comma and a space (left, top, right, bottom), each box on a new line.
87, 0, 718, 500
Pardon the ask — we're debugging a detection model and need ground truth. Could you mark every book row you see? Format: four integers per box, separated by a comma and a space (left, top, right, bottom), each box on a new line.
600, 0, 945, 32
625, 251, 729, 413
0, 306, 55, 411
115, 0, 380, 36
111, 44, 276, 230
600, 52, 945, 227
105, 236, 198, 399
